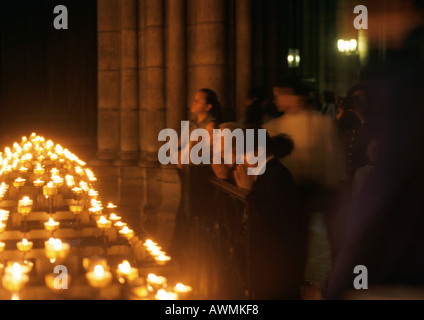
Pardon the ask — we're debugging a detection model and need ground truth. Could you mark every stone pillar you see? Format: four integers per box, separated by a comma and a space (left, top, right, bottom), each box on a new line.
95, 0, 121, 165
187, 0, 227, 112
144, 0, 166, 162
115, 0, 139, 166
138, 0, 148, 161
138, 0, 166, 238
235, 0, 252, 121
166, 0, 187, 131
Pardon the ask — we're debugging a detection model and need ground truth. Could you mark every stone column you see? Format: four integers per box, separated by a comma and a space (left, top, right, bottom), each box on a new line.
95, 0, 121, 165
115, 0, 139, 166
235, 0, 252, 121
138, 0, 166, 238
166, 0, 187, 132
144, 0, 166, 162
187, 0, 227, 113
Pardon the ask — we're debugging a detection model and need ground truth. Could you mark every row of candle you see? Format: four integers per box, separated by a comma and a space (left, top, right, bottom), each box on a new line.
0, 134, 195, 299
144, 239, 172, 265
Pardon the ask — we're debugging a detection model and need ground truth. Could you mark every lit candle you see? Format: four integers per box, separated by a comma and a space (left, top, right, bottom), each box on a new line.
85, 169, 97, 182
0, 242, 5, 253
96, 216, 112, 229
154, 254, 172, 266
114, 221, 127, 229
86, 265, 112, 288
116, 260, 138, 284
107, 203, 117, 209
52, 176, 64, 187
82, 257, 108, 272
146, 273, 167, 290
2, 262, 29, 294
17, 196, 33, 216
33, 179, 45, 187
155, 289, 178, 300
33, 163, 45, 175
44, 217, 60, 232
119, 226, 134, 240
174, 283, 193, 296
0, 222, 6, 233
13, 177, 26, 188
71, 187, 82, 195
88, 189, 98, 198
43, 181, 58, 196
17, 238, 33, 253
149, 247, 166, 257
109, 213, 121, 222
44, 238, 70, 263
18, 166, 28, 173
65, 175, 75, 187
75, 166, 84, 175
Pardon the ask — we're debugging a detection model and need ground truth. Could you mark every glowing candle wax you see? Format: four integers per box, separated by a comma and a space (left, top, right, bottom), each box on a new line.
86, 265, 112, 288
44, 238, 70, 263
2, 262, 29, 293
33, 179, 45, 187
17, 238, 33, 253
114, 221, 127, 229
17, 196, 33, 216
154, 254, 172, 265
109, 213, 121, 222
116, 260, 139, 284
119, 226, 134, 240
13, 177, 26, 188
33, 163, 45, 175
147, 273, 167, 289
44, 217, 60, 232
155, 289, 178, 300
43, 181, 58, 196
96, 216, 112, 229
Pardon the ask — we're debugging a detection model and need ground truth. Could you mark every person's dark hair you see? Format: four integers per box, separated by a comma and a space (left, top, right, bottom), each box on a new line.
269, 134, 295, 159
274, 76, 311, 97
199, 88, 223, 124
247, 86, 266, 102
344, 84, 367, 110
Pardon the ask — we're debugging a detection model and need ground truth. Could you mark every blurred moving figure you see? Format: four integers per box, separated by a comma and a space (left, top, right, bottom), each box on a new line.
324, 0, 424, 299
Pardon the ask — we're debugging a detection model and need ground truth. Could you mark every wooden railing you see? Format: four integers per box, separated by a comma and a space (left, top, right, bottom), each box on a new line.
184, 166, 252, 299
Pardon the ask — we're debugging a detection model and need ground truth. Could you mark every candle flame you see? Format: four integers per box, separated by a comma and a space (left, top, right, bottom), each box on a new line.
98, 216, 107, 224
94, 265, 104, 277
118, 260, 131, 274
12, 263, 22, 281
22, 238, 28, 246
21, 196, 31, 206
148, 273, 157, 282
53, 239, 62, 250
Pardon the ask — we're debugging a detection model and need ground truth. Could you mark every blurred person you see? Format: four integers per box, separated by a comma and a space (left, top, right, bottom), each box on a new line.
233, 130, 308, 299
324, 0, 424, 299
321, 90, 338, 120
336, 84, 371, 180
243, 87, 267, 126
168, 88, 222, 263
264, 77, 347, 191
